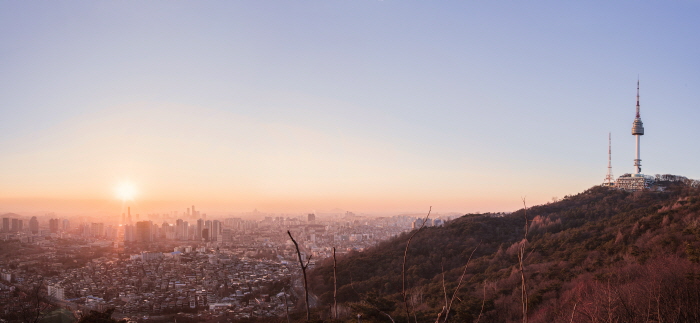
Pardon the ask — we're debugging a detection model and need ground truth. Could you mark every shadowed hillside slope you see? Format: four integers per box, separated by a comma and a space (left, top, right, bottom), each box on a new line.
307, 182, 700, 322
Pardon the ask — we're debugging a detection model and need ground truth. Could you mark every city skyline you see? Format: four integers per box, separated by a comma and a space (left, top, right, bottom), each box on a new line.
2, 1, 700, 216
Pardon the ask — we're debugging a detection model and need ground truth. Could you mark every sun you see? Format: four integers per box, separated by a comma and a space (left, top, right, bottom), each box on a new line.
115, 182, 138, 201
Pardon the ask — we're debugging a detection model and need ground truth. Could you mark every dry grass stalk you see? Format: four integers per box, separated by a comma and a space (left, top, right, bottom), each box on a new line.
288, 230, 311, 321
402, 206, 432, 322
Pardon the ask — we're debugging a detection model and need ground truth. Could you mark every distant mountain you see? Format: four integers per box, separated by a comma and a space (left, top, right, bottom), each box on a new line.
0, 213, 22, 218
307, 181, 700, 322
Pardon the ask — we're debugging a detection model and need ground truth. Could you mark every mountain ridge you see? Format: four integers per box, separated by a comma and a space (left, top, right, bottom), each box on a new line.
306, 181, 700, 322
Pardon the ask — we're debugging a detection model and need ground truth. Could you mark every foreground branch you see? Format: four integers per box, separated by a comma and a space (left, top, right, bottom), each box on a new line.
403, 206, 432, 322
288, 230, 311, 321
443, 243, 480, 322
519, 198, 530, 323
333, 246, 338, 320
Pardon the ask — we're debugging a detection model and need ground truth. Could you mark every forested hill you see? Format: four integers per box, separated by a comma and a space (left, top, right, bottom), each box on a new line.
308, 182, 700, 322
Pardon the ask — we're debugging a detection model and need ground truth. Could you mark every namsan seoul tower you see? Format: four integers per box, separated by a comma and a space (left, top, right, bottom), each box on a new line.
612, 79, 653, 191
631, 80, 645, 175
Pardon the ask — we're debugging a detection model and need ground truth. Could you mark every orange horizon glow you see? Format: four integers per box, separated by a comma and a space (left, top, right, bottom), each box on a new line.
0, 103, 597, 217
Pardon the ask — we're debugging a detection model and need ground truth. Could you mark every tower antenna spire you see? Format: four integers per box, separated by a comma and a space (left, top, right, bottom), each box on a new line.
636, 77, 640, 118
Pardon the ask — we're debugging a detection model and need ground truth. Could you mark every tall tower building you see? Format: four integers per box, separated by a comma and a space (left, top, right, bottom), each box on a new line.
135, 221, 152, 243
212, 220, 221, 242
632, 79, 645, 174
29, 217, 39, 234
614, 80, 654, 191
205, 220, 212, 241
196, 218, 204, 241
49, 219, 59, 233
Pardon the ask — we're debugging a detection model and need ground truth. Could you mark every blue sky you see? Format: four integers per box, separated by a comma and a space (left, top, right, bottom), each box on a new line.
1, 1, 699, 215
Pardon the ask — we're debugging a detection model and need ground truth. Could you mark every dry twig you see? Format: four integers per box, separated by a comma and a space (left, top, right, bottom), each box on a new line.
403, 206, 432, 322
519, 197, 530, 323
288, 230, 311, 321
475, 282, 487, 323
443, 242, 480, 322
333, 246, 338, 320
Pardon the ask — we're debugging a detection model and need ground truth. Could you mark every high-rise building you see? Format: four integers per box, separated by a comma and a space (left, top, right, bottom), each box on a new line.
212, 220, 221, 241
181, 221, 189, 240
49, 219, 60, 233
48, 284, 65, 301
124, 225, 135, 242
29, 217, 39, 234
204, 220, 212, 241
135, 221, 152, 243
104, 225, 116, 239
201, 228, 209, 242
221, 228, 233, 242
81, 224, 91, 237
91, 223, 105, 237
308, 213, 316, 223
196, 218, 204, 241
225, 218, 243, 231
2, 218, 9, 232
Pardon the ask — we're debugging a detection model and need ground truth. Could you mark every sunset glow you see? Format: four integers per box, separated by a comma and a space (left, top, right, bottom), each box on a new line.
115, 182, 137, 202
1, 2, 699, 216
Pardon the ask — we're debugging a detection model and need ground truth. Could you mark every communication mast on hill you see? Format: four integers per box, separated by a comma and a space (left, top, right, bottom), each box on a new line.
603, 132, 614, 186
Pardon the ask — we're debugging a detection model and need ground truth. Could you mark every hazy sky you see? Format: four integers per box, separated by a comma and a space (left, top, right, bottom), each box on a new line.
1, 1, 699, 216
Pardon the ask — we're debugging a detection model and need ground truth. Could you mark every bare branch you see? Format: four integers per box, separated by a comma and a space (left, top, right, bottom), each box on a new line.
475, 282, 487, 323
288, 230, 310, 321
522, 197, 529, 238
443, 242, 480, 322
284, 288, 291, 323
403, 206, 432, 322
519, 198, 530, 323
333, 247, 338, 320
439, 260, 448, 320
305, 254, 313, 268
570, 302, 577, 323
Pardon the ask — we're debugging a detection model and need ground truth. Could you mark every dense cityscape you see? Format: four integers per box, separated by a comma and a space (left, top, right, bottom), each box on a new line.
0, 208, 457, 322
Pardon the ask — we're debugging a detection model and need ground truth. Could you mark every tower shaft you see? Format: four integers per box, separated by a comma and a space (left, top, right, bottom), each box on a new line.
634, 134, 641, 174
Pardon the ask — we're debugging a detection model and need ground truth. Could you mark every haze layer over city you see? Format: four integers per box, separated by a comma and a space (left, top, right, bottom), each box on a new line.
2, 2, 700, 216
